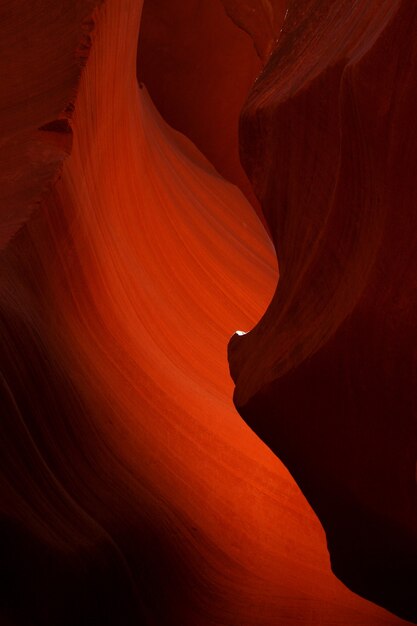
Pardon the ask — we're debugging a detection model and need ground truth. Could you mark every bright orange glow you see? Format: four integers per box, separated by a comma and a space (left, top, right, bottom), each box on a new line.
0, 0, 411, 623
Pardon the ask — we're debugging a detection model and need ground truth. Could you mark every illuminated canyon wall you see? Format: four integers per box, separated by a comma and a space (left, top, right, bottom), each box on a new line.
0, 1, 415, 625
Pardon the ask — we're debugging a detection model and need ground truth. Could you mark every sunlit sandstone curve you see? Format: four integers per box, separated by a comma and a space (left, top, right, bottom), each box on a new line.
138, 0, 287, 212
0, 0, 413, 625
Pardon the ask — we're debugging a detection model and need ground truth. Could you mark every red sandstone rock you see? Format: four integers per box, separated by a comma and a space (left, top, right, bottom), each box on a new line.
230, 0, 417, 621
221, 0, 287, 61
137, 0, 262, 209
0, 0, 101, 249
0, 0, 414, 624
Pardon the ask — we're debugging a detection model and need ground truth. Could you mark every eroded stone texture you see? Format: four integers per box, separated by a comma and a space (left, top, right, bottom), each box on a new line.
0, 0, 101, 248
1, 1, 409, 625
220, 0, 287, 61
230, 0, 417, 621
137, 0, 262, 209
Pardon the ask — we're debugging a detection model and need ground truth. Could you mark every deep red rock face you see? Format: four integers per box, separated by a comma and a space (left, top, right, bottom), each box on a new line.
0, 0, 101, 248
137, 0, 262, 208
230, 0, 417, 621
1, 0, 416, 624
219, 0, 287, 62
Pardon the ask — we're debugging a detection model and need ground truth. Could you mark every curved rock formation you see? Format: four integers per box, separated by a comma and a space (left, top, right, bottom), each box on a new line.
1, 0, 414, 624
230, 0, 417, 622
0, 0, 101, 249
221, 0, 287, 62
137, 0, 262, 209
137, 0, 287, 221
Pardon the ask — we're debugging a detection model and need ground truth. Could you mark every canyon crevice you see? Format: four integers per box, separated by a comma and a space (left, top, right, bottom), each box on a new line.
1, 1, 416, 624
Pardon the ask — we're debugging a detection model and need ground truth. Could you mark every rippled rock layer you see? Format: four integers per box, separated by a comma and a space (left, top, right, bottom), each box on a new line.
1, 0, 415, 625
230, 1, 417, 622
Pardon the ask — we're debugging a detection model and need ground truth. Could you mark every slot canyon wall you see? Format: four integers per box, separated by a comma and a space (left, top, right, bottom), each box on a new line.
229, 0, 417, 621
0, 1, 415, 625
